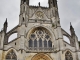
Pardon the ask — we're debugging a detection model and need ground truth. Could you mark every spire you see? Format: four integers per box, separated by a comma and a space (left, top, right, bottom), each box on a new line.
5, 18, 7, 24
3, 18, 8, 33
70, 22, 73, 29
70, 22, 75, 36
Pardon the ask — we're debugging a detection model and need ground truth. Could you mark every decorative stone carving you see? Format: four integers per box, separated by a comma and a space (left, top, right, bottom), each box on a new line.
36, 11, 44, 19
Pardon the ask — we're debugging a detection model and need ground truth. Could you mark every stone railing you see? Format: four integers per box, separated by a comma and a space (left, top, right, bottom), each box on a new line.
29, 19, 52, 24
27, 47, 54, 52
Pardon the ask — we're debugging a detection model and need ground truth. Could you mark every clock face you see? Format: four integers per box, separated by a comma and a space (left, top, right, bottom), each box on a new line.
36, 11, 44, 19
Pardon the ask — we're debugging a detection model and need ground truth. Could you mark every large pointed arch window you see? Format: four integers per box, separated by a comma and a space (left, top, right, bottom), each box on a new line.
28, 27, 53, 50
65, 51, 73, 60
6, 50, 17, 60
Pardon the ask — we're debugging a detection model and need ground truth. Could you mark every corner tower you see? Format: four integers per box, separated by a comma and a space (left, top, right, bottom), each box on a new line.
48, 0, 57, 8
19, 0, 29, 26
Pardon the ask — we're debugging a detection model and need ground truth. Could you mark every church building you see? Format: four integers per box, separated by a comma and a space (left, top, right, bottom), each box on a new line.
0, 0, 80, 60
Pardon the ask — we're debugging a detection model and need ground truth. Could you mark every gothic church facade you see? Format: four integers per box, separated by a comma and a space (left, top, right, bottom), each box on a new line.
0, 0, 80, 60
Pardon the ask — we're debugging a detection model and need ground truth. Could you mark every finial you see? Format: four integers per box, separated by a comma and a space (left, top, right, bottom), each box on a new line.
4, 18, 8, 27
4, 18, 8, 24
6, 18, 7, 22
70, 22, 72, 26
70, 22, 73, 28
38, 2, 40, 7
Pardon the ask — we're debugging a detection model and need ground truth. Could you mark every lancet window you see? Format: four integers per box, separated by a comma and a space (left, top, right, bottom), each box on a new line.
6, 50, 17, 60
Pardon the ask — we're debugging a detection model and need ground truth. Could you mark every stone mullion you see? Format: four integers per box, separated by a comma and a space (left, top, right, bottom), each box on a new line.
33, 40, 34, 50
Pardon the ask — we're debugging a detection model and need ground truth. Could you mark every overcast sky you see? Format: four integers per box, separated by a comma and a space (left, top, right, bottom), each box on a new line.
0, 0, 80, 41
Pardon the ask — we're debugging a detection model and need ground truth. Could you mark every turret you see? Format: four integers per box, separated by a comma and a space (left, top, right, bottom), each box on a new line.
48, 0, 57, 8
21, 0, 29, 5
19, 0, 29, 26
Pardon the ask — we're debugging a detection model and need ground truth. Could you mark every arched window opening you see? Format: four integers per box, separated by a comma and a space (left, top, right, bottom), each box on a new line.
8, 33, 17, 43
6, 50, 17, 60
29, 39, 33, 47
63, 36, 70, 44
28, 27, 53, 51
65, 51, 73, 60
39, 38, 42, 47
34, 39, 37, 47
48, 40, 52, 47
44, 40, 47, 47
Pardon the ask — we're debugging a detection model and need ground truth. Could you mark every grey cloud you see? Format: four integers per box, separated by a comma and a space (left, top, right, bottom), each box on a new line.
57, 0, 80, 40
0, 0, 80, 40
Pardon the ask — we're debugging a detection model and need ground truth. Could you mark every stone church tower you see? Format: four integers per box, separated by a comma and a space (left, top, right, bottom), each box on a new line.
0, 0, 80, 60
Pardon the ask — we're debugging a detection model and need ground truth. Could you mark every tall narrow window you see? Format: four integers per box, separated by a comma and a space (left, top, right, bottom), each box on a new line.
44, 40, 47, 47
6, 50, 17, 60
34, 39, 37, 47
48, 40, 52, 47
39, 38, 42, 47
65, 51, 73, 60
29, 39, 33, 47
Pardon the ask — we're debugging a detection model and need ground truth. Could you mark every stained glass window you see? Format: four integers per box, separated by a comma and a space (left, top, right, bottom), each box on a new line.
28, 27, 52, 50
6, 50, 17, 60
48, 40, 52, 47
34, 39, 37, 47
39, 38, 42, 47
29, 39, 33, 47
65, 51, 73, 60
44, 40, 47, 47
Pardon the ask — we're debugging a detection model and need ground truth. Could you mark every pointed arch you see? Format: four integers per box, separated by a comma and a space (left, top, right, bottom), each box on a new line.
6, 50, 17, 60
34, 39, 37, 47
32, 53, 52, 60
29, 39, 33, 47
39, 38, 42, 47
48, 40, 52, 47
44, 40, 47, 47
27, 26, 55, 51
65, 51, 73, 60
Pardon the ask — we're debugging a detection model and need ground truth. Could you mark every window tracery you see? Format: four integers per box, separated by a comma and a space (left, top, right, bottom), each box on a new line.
6, 50, 17, 60
28, 28, 52, 50
65, 51, 73, 60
